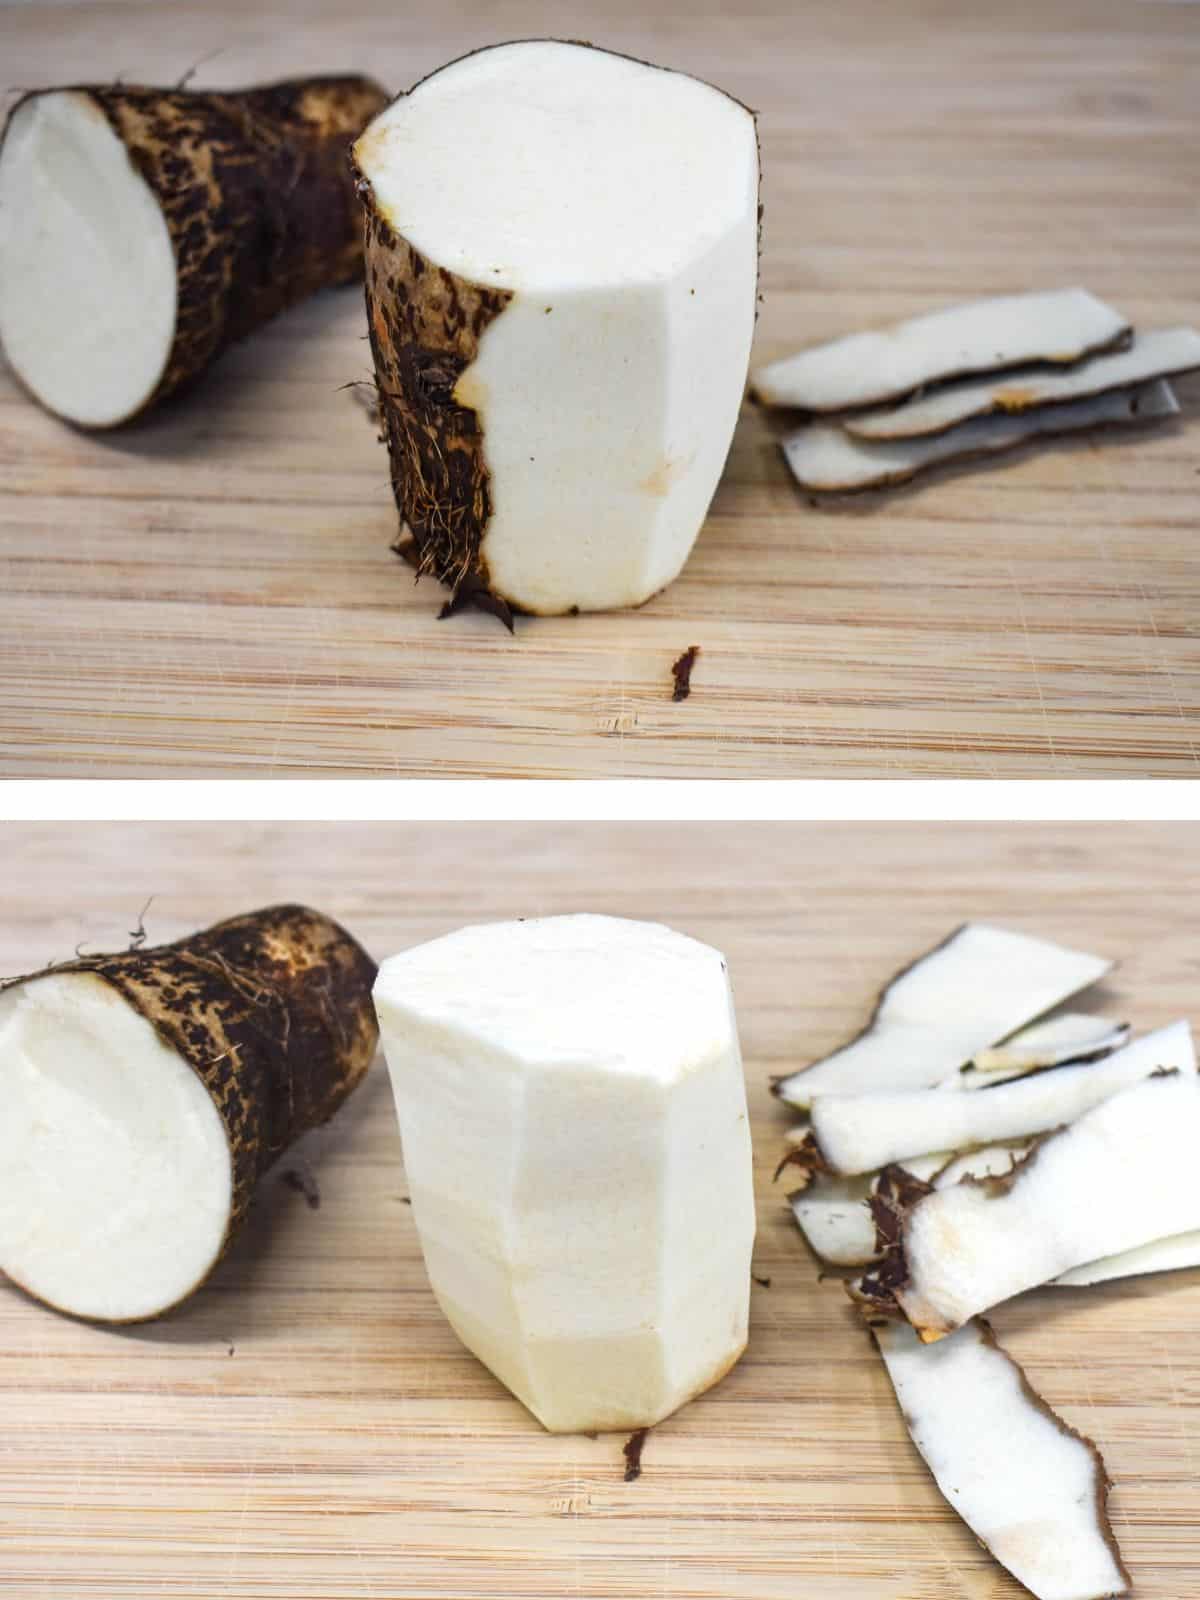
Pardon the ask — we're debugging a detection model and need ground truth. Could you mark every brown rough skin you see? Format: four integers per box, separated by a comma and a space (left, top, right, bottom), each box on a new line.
356, 196, 513, 619
1, 904, 378, 1319
352, 40, 761, 624
3, 75, 388, 425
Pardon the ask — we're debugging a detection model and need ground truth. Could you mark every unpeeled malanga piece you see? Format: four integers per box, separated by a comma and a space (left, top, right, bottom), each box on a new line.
0, 75, 388, 427
873, 1319, 1129, 1600
772, 923, 1112, 1108
751, 286, 1129, 412
0, 905, 377, 1321
780, 378, 1179, 492
353, 41, 760, 619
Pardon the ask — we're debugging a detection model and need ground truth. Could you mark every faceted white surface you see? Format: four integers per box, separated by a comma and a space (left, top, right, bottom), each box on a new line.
374, 914, 756, 1431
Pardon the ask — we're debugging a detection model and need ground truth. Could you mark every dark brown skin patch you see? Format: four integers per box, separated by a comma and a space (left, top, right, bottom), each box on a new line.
1, 904, 377, 1320
2, 75, 388, 426
752, 1273, 772, 1289
282, 1165, 321, 1210
355, 192, 512, 605
848, 1163, 934, 1319
772, 1130, 828, 1187
671, 645, 700, 701
622, 1427, 649, 1482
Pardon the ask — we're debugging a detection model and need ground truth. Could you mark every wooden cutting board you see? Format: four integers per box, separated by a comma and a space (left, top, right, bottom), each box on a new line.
2, 820, 1199, 1598
2, 0, 1198, 777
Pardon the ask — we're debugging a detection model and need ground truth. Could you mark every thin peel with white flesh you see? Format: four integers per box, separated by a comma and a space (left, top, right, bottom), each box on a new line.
1053, 1230, 1200, 1288
781, 379, 1179, 493
845, 325, 1200, 439
807, 1020, 1194, 1176
751, 287, 1129, 412
963, 1014, 1130, 1084
873, 1319, 1129, 1600
773, 924, 1112, 1108
862, 1071, 1200, 1338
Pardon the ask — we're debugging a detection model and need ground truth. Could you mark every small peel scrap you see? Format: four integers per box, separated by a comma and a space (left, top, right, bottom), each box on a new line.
873, 1318, 1130, 1600
781, 378, 1179, 493
802, 1019, 1194, 1177
773, 923, 1112, 1108
751, 287, 1129, 412
963, 1013, 1131, 1084
845, 324, 1200, 439
854, 1071, 1200, 1339
789, 1152, 950, 1268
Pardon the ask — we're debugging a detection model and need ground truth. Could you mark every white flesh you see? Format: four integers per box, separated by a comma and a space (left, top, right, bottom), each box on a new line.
874, 1320, 1128, 1600
893, 1072, 1200, 1336
356, 42, 759, 615
810, 1020, 1194, 1176
774, 923, 1111, 1108
845, 326, 1200, 439
0, 91, 177, 427
373, 914, 755, 1433
1054, 1230, 1200, 1287
781, 379, 1179, 492
790, 1152, 949, 1267
0, 972, 231, 1320
752, 287, 1128, 412
963, 1014, 1130, 1083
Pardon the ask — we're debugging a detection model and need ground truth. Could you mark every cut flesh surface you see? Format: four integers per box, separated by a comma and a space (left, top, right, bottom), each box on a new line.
0, 972, 232, 1320
751, 287, 1129, 412
808, 1020, 1194, 1176
845, 325, 1200, 439
774, 923, 1111, 1108
963, 1014, 1130, 1084
1053, 1230, 1200, 1288
355, 41, 759, 614
877, 1072, 1200, 1337
874, 1319, 1129, 1600
0, 91, 177, 427
781, 379, 1179, 492
374, 914, 755, 1433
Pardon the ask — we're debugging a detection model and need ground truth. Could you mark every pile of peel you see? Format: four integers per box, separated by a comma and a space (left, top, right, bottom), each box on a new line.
752, 289, 1198, 492
775, 922, 1200, 1600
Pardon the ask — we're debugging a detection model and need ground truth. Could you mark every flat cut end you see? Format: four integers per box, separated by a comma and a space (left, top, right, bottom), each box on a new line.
0, 970, 232, 1321
0, 90, 177, 427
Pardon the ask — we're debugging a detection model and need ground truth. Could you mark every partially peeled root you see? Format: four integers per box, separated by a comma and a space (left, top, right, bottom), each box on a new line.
772, 923, 1112, 1108
844, 325, 1200, 440
780, 379, 1179, 493
0, 76, 388, 427
873, 1319, 1129, 1600
855, 1071, 1200, 1339
354, 40, 760, 618
0, 905, 377, 1322
751, 287, 1129, 412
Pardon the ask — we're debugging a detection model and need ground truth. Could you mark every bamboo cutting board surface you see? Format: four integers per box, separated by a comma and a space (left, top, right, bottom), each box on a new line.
2, 0, 1199, 777
2, 820, 1200, 1598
